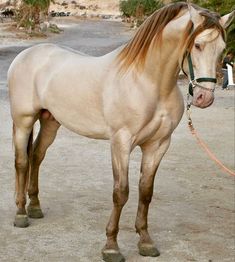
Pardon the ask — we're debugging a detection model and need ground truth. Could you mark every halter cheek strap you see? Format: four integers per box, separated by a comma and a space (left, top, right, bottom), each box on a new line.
187, 54, 217, 96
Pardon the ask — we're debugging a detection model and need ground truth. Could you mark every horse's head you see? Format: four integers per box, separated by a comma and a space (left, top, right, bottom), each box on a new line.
182, 6, 235, 108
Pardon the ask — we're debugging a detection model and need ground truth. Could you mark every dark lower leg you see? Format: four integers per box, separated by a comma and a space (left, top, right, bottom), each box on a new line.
105, 186, 129, 250
27, 145, 45, 214
27, 161, 44, 218
135, 176, 154, 244
102, 187, 128, 262
136, 149, 161, 255
27, 113, 60, 217
14, 126, 33, 227
135, 175, 160, 257
15, 159, 28, 215
102, 132, 131, 262
135, 139, 170, 256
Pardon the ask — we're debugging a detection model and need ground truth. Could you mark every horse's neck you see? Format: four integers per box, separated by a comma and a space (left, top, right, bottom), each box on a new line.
144, 44, 181, 92
143, 11, 190, 91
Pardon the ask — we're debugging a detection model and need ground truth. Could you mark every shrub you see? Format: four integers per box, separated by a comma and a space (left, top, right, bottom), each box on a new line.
120, 0, 163, 19
61, 1, 68, 6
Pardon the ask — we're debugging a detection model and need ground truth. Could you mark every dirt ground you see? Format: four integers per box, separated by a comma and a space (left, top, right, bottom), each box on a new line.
0, 18, 234, 262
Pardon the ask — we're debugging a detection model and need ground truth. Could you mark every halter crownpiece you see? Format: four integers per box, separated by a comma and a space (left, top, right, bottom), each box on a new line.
187, 53, 217, 96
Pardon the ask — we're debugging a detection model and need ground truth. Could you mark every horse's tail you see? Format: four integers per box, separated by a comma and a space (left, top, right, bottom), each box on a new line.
13, 123, 34, 194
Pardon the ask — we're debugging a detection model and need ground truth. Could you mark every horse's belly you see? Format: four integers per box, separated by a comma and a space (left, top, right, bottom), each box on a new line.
38, 64, 111, 139
48, 106, 110, 139
42, 90, 110, 139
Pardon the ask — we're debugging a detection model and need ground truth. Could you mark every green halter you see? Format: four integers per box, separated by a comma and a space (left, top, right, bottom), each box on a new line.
187, 53, 217, 96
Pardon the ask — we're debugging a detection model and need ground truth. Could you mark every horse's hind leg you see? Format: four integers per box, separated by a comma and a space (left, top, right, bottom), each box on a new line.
13, 118, 35, 228
135, 138, 171, 257
27, 110, 60, 218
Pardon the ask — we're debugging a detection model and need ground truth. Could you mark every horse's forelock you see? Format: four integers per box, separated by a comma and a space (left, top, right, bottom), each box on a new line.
184, 12, 226, 52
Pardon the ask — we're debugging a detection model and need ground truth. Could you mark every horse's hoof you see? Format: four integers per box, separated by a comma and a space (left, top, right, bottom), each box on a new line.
102, 249, 125, 262
14, 214, 30, 228
27, 206, 44, 219
138, 242, 160, 257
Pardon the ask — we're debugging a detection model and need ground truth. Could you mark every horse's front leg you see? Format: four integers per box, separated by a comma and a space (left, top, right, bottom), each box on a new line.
102, 131, 132, 262
135, 137, 171, 257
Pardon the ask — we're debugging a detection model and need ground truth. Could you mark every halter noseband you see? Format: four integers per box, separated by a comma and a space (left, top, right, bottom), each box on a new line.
187, 53, 217, 96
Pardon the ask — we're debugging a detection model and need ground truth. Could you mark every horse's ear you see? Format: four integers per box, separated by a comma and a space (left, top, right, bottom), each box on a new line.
188, 5, 203, 28
220, 10, 235, 29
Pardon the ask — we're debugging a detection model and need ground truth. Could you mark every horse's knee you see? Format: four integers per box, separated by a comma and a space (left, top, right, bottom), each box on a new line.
113, 184, 129, 206
15, 157, 28, 173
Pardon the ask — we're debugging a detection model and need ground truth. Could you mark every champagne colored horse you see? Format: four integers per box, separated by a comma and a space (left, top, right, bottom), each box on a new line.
8, 2, 234, 262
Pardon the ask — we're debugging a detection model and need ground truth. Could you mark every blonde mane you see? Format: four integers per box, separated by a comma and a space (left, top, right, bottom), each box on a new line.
117, 2, 225, 73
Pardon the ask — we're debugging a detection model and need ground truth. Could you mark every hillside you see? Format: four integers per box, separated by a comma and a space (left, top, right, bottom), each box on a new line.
0, 0, 121, 16
50, 0, 120, 16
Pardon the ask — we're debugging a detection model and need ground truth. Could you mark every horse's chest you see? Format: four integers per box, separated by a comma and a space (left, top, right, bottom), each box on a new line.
135, 108, 181, 145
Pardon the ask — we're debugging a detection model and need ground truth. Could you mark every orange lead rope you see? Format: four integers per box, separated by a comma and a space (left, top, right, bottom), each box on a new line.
186, 106, 235, 177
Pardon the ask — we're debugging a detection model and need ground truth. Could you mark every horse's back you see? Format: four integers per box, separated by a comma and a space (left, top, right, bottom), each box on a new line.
8, 43, 113, 138
8, 43, 98, 106
8, 43, 88, 79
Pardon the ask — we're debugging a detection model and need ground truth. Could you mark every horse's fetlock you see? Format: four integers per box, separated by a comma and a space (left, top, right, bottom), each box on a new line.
17, 197, 26, 206
106, 226, 119, 238
135, 220, 147, 233
16, 202, 27, 213
28, 188, 40, 207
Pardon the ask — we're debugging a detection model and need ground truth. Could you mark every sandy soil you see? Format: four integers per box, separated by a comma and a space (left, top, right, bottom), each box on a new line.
0, 19, 234, 262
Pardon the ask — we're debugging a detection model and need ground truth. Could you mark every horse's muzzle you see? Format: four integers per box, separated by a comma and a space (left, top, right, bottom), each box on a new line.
192, 88, 215, 108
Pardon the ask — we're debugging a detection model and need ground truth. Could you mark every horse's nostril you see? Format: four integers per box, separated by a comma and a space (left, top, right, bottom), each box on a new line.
197, 93, 204, 103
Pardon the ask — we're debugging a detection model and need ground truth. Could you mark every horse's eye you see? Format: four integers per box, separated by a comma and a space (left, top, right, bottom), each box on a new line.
195, 43, 201, 50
